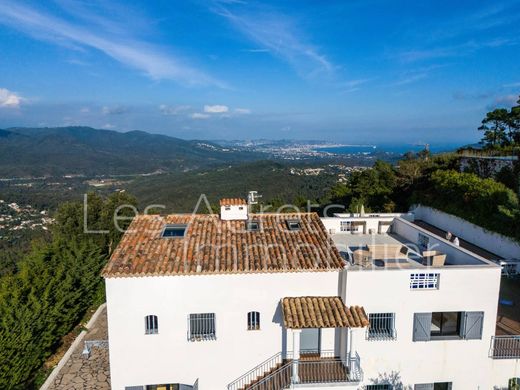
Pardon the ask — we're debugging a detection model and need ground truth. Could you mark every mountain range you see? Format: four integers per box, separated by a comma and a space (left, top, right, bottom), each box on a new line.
0, 126, 262, 177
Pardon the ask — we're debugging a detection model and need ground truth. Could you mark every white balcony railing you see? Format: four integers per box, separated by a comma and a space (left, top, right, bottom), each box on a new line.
490, 336, 520, 359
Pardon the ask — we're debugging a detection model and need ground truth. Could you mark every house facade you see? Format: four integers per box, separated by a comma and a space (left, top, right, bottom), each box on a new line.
103, 199, 520, 390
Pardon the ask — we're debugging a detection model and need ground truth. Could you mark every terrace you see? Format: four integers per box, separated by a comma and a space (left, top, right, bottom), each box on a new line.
227, 351, 363, 390
330, 217, 495, 270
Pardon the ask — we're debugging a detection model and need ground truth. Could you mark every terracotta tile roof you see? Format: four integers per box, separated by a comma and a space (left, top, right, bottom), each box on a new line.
220, 198, 247, 206
281, 296, 369, 329
103, 212, 344, 277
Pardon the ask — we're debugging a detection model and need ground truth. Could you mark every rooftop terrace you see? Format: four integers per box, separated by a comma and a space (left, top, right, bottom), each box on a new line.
330, 217, 496, 270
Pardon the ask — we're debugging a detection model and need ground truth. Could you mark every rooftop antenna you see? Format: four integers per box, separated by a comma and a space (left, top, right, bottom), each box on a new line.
247, 191, 262, 215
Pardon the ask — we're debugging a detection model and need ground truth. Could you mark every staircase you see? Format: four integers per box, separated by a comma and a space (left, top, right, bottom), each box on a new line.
228, 351, 363, 390
227, 352, 287, 390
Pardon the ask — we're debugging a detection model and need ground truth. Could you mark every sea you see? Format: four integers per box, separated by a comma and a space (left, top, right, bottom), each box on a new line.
314, 143, 461, 155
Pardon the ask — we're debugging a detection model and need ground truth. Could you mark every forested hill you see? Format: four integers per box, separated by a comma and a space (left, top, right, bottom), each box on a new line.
0, 126, 262, 177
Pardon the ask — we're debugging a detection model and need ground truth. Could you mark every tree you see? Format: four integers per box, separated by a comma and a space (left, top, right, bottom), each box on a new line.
479, 108, 509, 147
478, 95, 520, 148
511, 96, 520, 145
328, 161, 398, 213
0, 192, 137, 388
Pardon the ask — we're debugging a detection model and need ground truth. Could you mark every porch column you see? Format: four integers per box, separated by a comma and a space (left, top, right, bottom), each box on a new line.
292, 329, 301, 383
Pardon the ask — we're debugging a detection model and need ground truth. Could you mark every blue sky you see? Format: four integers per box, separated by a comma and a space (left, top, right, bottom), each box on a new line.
0, 0, 519, 145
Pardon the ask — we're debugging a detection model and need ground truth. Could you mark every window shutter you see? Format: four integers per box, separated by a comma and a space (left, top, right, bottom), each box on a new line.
414, 384, 434, 390
413, 313, 432, 341
463, 311, 484, 340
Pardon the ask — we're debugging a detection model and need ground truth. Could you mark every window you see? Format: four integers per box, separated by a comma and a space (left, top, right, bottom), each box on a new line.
146, 385, 184, 390
162, 224, 187, 238
286, 219, 301, 231
418, 233, 430, 250
431, 312, 461, 338
189, 313, 216, 341
247, 311, 260, 330
415, 383, 452, 390
367, 313, 396, 340
246, 221, 260, 231
340, 221, 354, 232
413, 312, 484, 341
238, 206, 244, 210
410, 273, 439, 289
366, 385, 392, 390
225, 206, 231, 210
145, 315, 158, 335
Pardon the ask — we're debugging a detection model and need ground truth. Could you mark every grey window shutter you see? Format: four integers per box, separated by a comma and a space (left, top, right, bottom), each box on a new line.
413, 313, 432, 341
463, 311, 484, 340
415, 385, 434, 390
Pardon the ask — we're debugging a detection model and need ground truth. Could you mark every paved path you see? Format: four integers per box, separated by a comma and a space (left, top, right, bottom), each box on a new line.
48, 307, 110, 389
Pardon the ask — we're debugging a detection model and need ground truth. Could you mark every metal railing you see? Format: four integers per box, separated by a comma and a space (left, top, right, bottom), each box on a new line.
490, 336, 520, 359
227, 352, 284, 390
347, 351, 363, 382
229, 351, 362, 390
366, 313, 397, 341
187, 313, 216, 341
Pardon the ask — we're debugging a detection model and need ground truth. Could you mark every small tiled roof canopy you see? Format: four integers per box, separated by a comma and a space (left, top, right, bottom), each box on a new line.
220, 198, 247, 206
103, 213, 344, 277
281, 296, 369, 329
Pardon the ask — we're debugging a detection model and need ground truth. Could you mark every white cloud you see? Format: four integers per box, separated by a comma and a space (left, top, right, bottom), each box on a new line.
191, 113, 210, 119
503, 82, 520, 88
213, 3, 333, 78
495, 94, 518, 106
234, 108, 251, 114
159, 104, 191, 115
204, 104, 229, 113
103, 123, 116, 129
0, 1, 225, 87
0, 88, 22, 108
392, 73, 428, 86
101, 105, 128, 115
80, 107, 90, 113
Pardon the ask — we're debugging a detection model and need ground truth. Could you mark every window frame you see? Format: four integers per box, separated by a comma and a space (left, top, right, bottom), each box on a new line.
340, 220, 354, 232
188, 313, 216, 341
286, 219, 301, 231
145, 314, 159, 335
247, 311, 261, 330
418, 232, 430, 250
161, 224, 187, 238
246, 221, 260, 232
430, 312, 462, 339
410, 273, 440, 290
367, 313, 396, 340
366, 385, 392, 390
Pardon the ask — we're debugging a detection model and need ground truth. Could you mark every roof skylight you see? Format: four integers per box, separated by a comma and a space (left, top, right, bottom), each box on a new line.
162, 224, 187, 238
286, 219, 301, 231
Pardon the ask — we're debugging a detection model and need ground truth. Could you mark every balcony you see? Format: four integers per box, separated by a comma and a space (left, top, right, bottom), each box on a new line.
490, 336, 520, 359
228, 351, 362, 390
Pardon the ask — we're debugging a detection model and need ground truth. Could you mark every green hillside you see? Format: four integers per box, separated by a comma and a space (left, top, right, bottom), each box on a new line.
125, 160, 337, 212
0, 126, 262, 177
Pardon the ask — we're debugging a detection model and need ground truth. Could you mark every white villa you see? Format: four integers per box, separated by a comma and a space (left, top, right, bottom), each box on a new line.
103, 197, 520, 390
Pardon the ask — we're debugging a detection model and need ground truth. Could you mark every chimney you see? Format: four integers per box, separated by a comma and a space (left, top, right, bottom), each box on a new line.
219, 198, 248, 221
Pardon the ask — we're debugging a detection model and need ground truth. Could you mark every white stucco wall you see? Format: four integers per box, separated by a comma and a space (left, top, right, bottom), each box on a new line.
392, 217, 492, 266
412, 205, 520, 260
220, 205, 248, 220
322, 216, 397, 235
105, 271, 339, 390
341, 265, 518, 388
